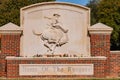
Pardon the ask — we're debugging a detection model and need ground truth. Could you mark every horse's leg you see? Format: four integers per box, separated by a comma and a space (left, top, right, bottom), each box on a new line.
51, 38, 62, 54
51, 44, 57, 54
44, 40, 52, 52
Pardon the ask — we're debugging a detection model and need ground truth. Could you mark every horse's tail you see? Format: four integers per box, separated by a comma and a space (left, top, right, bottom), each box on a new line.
32, 30, 42, 36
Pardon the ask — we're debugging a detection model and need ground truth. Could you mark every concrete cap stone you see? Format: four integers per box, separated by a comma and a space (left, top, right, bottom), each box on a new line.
88, 23, 113, 34
0, 22, 23, 34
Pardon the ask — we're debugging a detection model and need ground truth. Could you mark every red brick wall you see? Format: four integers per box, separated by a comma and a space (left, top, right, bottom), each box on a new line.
110, 51, 120, 77
1, 34, 20, 56
90, 34, 111, 77
0, 27, 119, 78
0, 59, 6, 77
6, 58, 107, 78
0, 34, 21, 77
90, 34, 110, 57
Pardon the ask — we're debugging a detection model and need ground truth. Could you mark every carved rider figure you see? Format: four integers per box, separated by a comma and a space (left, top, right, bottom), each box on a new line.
44, 14, 68, 33
33, 14, 69, 54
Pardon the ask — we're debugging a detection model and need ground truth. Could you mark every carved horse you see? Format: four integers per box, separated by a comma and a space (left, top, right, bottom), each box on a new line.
33, 27, 68, 54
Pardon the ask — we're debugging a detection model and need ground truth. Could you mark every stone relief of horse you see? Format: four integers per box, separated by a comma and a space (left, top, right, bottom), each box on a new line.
33, 14, 69, 54
33, 27, 68, 54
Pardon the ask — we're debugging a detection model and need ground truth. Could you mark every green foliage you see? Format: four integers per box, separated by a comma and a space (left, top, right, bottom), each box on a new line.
0, 0, 54, 26
87, 0, 120, 50
86, 0, 99, 25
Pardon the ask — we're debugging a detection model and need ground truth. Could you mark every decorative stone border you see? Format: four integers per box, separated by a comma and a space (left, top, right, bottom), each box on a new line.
110, 51, 120, 54
6, 56, 107, 60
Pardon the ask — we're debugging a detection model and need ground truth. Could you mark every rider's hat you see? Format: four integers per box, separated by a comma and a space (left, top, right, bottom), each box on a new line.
53, 14, 60, 17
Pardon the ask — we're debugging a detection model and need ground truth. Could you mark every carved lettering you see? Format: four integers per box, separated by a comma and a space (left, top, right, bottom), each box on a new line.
19, 64, 94, 75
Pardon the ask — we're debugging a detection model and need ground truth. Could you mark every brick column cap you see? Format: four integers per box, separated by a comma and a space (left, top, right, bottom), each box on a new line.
0, 22, 23, 34
88, 23, 113, 34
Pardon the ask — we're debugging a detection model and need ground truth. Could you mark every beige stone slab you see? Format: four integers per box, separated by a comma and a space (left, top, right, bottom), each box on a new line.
20, 2, 90, 57
6, 56, 107, 60
19, 64, 94, 75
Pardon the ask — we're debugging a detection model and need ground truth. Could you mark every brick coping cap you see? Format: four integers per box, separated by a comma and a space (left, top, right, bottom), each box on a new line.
6, 56, 107, 60
110, 51, 120, 54
89, 23, 113, 34
0, 22, 23, 34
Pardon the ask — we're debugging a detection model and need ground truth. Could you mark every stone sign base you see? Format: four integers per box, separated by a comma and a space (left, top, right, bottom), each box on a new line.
6, 56, 107, 78
0, 2, 120, 79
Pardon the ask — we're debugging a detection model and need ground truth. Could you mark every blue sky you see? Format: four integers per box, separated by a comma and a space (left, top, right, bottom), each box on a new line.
56, 0, 90, 5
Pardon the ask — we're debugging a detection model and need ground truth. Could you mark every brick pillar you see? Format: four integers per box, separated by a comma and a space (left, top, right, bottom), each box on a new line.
1, 34, 21, 56
89, 23, 113, 77
90, 34, 111, 57
0, 22, 22, 77
89, 23, 113, 57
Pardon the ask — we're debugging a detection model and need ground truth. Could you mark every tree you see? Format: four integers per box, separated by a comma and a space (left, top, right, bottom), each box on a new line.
0, 0, 54, 26
87, 0, 120, 50
86, 0, 99, 25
